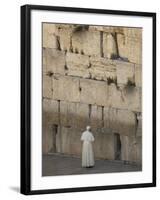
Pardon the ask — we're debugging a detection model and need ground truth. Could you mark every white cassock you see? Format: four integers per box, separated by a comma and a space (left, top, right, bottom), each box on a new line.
81, 130, 95, 167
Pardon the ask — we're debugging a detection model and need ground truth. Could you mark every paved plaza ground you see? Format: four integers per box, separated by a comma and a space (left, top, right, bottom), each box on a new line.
42, 154, 142, 176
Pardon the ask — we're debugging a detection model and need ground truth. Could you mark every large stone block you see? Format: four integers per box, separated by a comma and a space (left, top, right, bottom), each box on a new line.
104, 107, 137, 136
72, 30, 101, 56
43, 23, 59, 49
42, 122, 53, 154
58, 27, 72, 51
52, 75, 80, 102
89, 56, 117, 81
90, 105, 103, 128
120, 135, 142, 164
43, 74, 52, 98
89, 26, 124, 34
116, 60, 135, 86
80, 78, 108, 106
135, 65, 142, 87
43, 48, 66, 74
103, 33, 118, 59
117, 29, 142, 64
60, 126, 82, 156
108, 84, 141, 112
43, 98, 59, 124
60, 101, 89, 129
93, 132, 115, 160
66, 52, 90, 78
42, 122, 60, 154
66, 52, 90, 68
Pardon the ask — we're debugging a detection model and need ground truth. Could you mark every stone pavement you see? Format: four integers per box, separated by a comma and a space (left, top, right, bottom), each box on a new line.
42, 154, 142, 176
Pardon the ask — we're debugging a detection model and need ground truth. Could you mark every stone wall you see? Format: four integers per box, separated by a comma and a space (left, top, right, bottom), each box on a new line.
42, 23, 142, 165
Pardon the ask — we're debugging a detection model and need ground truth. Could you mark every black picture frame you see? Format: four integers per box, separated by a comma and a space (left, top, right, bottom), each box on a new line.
21, 4, 156, 195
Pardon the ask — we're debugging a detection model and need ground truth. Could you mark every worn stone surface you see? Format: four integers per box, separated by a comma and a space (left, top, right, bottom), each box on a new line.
60, 101, 89, 128
43, 98, 59, 124
108, 84, 141, 112
103, 33, 118, 59
120, 135, 142, 163
89, 56, 117, 81
117, 28, 142, 64
116, 60, 135, 86
60, 127, 82, 155
93, 132, 115, 160
135, 64, 142, 87
90, 105, 103, 128
58, 27, 72, 51
52, 75, 80, 102
104, 107, 137, 136
43, 48, 66, 74
43, 23, 59, 49
80, 78, 108, 106
66, 52, 90, 78
72, 30, 101, 56
43, 74, 52, 99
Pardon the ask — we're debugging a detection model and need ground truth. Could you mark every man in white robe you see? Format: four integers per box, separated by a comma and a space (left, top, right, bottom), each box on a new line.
81, 126, 95, 168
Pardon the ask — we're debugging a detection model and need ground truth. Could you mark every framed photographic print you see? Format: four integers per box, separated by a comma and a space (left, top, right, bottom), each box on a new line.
21, 4, 156, 195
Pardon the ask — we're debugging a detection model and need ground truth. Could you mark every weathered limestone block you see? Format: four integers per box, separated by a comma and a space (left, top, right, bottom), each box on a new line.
89, 56, 117, 81
60, 126, 82, 156
123, 28, 142, 39
66, 52, 90, 68
117, 29, 142, 64
43, 23, 59, 49
43, 74, 52, 98
108, 84, 141, 112
60, 101, 89, 128
90, 105, 103, 128
80, 78, 108, 106
52, 75, 80, 102
66, 52, 90, 78
136, 136, 142, 164
75, 103, 90, 128
93, 132, 115, 160
60, 101, 76, 127
116, 60, 135, 86
58, 27, 72, 51
135, 65, 142, 87
103, 33, 118, 59
72, 30, 101, 56
42, 122, 53, 154
120, 135, 142, 164
89, 26, 124, 34
42, 122, 61, 154
43, 98, 59, 124
104, 107, 137, 136
43, 48, 65, 74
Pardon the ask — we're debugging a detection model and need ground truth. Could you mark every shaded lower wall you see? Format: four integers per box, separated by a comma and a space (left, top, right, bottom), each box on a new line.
42, 99, 142, 165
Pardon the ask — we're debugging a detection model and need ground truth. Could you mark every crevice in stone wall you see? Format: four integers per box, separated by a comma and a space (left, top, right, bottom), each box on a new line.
56, 35, 61, 50
46, 71, 54, 77
58, 100, 61, 124
102, 106, 104, 127
88, 104, 92, 119
100, 31, 104, 57
70, 34, 73, 53
114, 133, 121, 160
114, 32, 119, 59
50, 124, 58, 153
78, 79, 82, 92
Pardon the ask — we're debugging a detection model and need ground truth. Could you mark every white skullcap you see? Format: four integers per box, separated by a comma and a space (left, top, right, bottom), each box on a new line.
86, 126, 91, 130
